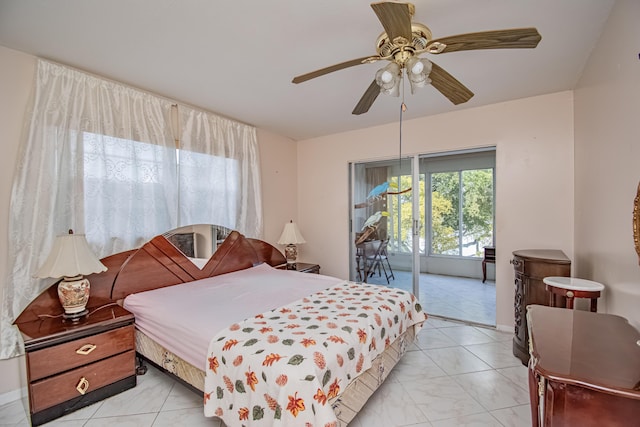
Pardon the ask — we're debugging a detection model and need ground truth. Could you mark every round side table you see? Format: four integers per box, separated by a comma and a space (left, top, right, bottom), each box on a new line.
543, 276, 605, 312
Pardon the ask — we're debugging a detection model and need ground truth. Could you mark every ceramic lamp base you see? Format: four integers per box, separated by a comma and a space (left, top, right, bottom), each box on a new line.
284, 244, 298, 268
58, 275, 90, 319
62, 309, 89, 321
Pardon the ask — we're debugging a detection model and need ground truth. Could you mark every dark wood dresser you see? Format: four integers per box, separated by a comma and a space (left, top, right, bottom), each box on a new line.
511, 249, 571, 365
527, 305, 640, 426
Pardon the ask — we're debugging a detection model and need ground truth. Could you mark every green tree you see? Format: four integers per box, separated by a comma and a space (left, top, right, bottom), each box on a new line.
462, 169, 493, 255
431, 169, 493, 256
431, 191, 458, 254
431, 172, 460, 233
386, 168, 492, 257
389, 174, 425, 252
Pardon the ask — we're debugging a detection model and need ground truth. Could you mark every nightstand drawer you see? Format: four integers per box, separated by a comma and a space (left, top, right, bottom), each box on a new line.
27, 325, 134, 381
30, 349, 135, 413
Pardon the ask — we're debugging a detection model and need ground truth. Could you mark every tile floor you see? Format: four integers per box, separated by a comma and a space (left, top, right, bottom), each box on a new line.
366, 270, 497, 327
0, 317, 531, 427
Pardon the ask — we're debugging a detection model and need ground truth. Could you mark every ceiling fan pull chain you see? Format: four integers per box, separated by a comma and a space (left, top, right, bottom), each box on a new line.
399, 102, 403, 166
399, 71, 407, 165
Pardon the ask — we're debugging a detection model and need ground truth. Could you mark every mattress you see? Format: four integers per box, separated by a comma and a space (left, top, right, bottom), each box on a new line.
123, 263, 344, 369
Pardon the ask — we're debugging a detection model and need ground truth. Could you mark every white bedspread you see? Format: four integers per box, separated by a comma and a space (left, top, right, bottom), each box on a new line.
123, 263, 343, 369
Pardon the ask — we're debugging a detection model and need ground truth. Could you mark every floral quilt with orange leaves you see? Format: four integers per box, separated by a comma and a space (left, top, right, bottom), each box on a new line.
203, 281, 426, 427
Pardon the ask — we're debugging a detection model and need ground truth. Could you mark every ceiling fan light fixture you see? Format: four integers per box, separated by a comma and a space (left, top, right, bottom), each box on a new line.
292, 2, 541, 115
406, 57, 432, 94
375, 62, 401, 96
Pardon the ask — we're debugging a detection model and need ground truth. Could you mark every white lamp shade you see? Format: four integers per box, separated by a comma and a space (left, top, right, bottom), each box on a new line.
35, 233, 107, 279
277, 222, 306, 245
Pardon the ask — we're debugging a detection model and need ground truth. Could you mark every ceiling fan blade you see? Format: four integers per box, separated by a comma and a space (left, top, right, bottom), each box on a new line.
371, 2, 413, 43
427, 28, 542, 54
352, 80, 381, 115
292, 56, 376, 84
428, 62, 474, 105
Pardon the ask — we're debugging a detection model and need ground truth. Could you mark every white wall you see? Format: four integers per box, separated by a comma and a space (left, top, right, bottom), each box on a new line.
297, 92, 575, 330
574, 0, 640, 328
256, 128, 299, 247
0, 45, 298, 400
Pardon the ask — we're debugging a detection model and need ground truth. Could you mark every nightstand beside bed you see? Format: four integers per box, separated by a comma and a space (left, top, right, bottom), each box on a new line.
15, 303, 136, 426
276, 262, 320, 274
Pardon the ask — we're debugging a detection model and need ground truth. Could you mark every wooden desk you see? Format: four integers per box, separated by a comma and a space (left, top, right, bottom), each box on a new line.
482, 246, 495, 283
527, 305, 640, 426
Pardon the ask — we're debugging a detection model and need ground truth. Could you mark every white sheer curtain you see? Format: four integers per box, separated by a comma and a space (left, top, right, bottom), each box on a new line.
0, 60, 177, 358
178, 105, 262, 238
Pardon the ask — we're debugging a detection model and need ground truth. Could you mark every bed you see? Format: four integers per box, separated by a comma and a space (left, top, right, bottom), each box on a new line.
18, 226, 426, 426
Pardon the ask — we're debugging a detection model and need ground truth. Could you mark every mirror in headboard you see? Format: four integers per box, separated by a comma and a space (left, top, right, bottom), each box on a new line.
163, 224, 233, 267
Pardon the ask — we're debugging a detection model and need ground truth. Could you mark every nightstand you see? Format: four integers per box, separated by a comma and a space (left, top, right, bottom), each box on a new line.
277, 262, 321, 274
16, 303, 136, 426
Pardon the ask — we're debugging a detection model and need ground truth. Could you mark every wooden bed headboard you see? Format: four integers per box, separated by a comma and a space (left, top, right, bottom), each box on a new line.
15, 230, 286, 324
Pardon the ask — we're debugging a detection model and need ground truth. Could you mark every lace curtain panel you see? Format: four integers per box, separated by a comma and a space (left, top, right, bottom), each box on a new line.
1, 59, 262, 359
178, 105, 262, 237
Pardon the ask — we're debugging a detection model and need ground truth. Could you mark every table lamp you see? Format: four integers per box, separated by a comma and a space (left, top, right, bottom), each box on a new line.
277, 220, 306, 269
34, 230, 107, 320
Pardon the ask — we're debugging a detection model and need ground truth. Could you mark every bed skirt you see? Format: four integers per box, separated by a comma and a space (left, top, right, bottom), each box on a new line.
135, 324, 418, 426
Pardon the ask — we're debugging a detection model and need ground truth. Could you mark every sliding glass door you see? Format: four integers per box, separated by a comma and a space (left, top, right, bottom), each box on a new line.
349, 157, 418, 296
349, 149, 496, 326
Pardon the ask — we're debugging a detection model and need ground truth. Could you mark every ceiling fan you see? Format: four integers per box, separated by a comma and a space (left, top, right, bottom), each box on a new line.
292, 1, 542, 115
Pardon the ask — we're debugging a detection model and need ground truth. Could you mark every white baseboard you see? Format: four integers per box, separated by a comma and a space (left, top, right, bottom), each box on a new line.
495, 323, 512, 333
0, 386, 26, 407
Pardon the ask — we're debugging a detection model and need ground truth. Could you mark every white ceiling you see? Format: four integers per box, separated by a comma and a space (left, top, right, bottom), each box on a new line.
0, 0, 615, 141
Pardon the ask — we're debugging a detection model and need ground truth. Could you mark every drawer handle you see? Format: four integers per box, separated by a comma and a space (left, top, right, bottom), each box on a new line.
76, 344, 97, 355
76, 377, 90, 395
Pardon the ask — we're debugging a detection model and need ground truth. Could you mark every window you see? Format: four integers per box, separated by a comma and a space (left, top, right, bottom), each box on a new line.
177, 148, 240, 228
430, 167, 494, 257
82, 132, 245, 250
2, 59, 261, 360
82, 132, 178, 251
